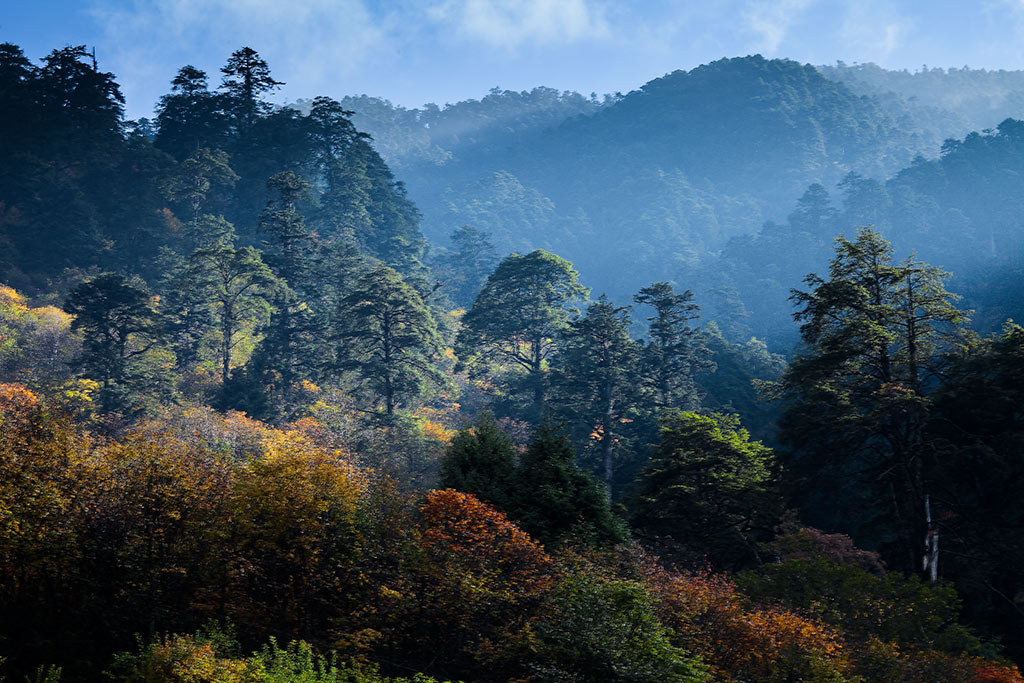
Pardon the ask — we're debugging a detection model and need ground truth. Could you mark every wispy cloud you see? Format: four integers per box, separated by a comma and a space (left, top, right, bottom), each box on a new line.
427, 0, 611, 50
88, 0, 387, 115
988, 0, 1024, 64
741, 0, 817, 54
837, 0, 912, 62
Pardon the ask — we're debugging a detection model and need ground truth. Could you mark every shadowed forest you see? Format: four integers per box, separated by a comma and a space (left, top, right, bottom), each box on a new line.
3, 43, 1024, 682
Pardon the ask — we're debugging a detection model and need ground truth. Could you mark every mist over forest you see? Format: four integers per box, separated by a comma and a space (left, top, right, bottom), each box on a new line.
330, 56, 1024, 348
4, 40, 1024, 682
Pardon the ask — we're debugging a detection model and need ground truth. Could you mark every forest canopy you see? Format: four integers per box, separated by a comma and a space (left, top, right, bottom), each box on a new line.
2, 42, 1024, 682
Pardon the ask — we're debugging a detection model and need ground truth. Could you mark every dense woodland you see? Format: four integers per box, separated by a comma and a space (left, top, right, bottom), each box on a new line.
2, 42, 1024, 682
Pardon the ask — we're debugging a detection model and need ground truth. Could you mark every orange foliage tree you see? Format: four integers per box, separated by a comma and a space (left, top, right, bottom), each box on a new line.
381, 489, 554, 680
640, 559, 852, 682
223, 431, 367, 643
76, 431, 234, 641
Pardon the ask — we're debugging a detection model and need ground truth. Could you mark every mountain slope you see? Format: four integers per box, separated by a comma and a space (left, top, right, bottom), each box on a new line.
344, 56, 943, 309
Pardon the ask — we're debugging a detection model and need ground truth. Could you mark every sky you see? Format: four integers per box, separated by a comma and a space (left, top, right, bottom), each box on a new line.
6, 0, 1024, 120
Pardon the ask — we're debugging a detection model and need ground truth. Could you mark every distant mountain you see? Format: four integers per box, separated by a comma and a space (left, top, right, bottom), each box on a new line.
714, 118, 1024, 349
818, 62, 1024, 137
333, 57, 1024, 351
291, 87, 611, 171
343, 56, 947, 310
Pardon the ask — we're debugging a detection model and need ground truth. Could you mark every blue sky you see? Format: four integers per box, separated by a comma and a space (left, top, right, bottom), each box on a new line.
6, 0, 1024, 120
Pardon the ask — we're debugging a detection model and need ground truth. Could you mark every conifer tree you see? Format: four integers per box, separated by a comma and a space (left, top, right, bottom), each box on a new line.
232, 284, 320, 421
155, 65, 227, 159
512, 419, 624, 547
439, 412, 517, 510
260, 171, 314, 293
186, 231, 277, 384
436, 225, 499, 307
778, 227, 970, 573
339, 265, 444, 418
457, 250, 587, 420
633, 282, 713, 412
632, 411, 779, 568
62, 274, 165, 417
220, 47, 282, 133
549, 295, 642, 497
162, 148, 239, 248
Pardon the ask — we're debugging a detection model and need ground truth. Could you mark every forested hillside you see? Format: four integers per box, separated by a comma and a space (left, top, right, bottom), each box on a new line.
342, 57, 947, 306
714, 117, 1024, 346
2, 42, 1024, 683
820, 61, 1024, 135
340, 58, 1024, 347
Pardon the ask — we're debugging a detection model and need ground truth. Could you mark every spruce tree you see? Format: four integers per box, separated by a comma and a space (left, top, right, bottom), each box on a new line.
512, 420, 625, 547
778, 227, 971, 573
439, 412, 517, 510
339, 265, 444, 418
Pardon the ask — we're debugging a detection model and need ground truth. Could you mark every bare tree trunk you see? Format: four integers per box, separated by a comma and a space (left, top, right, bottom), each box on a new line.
602, 382, 614, 502
923, 494, 939, 582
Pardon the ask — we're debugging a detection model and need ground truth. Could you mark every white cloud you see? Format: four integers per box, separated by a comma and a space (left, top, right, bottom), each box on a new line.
989, 0, 1024, 63
428, 0, 611, 50
837, 0, 912, 62
741, 0, 817, 54
87, 0, 387, 116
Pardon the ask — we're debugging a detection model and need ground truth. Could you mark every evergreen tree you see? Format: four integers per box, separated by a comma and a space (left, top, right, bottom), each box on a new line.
233, 285, 319, 421
219, 47, 282, 134
157, 247, 214, 374
0, 43, 37, 153
339, 265, 444, 418
925, 323, 1024, 655
363, 152, 426, 271
162, 148, 239, 248
512, 420, 625, 547
439, 412, 517, 510
633, 282, 713, 412
778, 227, 971, 573
788, 182, 838, 236
62, 274, 166, 417
436, 225, 499, 307
36, 45, 124, 150
457, 250, 587, 420
632, 411, 779, 568
154, 65, 228, 159
549, 296, 642, 497
186, 231, 277, 384
260, 171, 314, 292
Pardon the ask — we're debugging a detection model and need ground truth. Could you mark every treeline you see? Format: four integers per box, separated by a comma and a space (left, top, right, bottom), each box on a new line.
350, 56, 947, 301
0, 42, 423, 290
819, 61, 1024, 134
344, 57, 1024, 349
